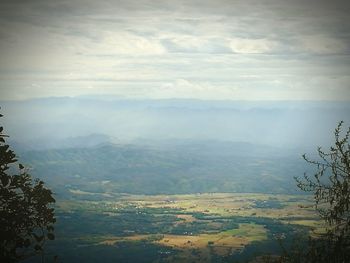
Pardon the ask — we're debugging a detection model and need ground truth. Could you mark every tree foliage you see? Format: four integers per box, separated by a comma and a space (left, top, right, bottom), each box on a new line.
0, 112, 56, 262
261, 122, 350, 263
291, 121, 350, 262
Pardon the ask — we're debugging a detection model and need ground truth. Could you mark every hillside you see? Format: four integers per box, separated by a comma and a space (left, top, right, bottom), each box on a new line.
20, 140, 307, 197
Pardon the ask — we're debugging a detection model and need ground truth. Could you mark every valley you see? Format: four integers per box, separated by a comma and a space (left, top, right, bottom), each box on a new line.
32, 193, 323, 263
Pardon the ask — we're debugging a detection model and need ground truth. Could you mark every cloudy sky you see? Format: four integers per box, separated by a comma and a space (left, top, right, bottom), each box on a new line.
0, 0, 349, 100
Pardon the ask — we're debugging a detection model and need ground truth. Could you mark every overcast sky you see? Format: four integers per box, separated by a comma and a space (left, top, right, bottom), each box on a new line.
0, 0, 349, 100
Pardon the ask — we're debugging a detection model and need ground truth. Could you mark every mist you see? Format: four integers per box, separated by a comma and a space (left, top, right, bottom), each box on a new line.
1, 97, 349, 152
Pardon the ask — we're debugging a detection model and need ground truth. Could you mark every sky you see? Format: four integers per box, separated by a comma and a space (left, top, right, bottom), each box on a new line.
0, 0, 350, 101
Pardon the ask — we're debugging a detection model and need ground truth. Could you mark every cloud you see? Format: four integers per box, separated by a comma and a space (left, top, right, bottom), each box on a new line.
0, 0, 349, 101
88, 32, 166, 56
298, 35, 348, 55
153, 79, 237, 99
161, 35, 231, 54
229, 38, 278, 54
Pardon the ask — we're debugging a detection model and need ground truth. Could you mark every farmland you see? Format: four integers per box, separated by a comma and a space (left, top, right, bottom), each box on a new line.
28, 192, 323, 263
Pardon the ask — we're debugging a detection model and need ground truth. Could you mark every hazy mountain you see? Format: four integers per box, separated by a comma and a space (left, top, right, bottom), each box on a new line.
1, 97, 347, 196
10, 133, 112, 151
17, 140, 309, 197
1, 97, 349, 152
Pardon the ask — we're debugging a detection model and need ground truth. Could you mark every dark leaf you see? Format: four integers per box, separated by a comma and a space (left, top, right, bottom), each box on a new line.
33, 233, 44, 242
1, 175, 9, 187
34, 244, 42, 251
47, 233, 55, 240
24, 239, 31, 248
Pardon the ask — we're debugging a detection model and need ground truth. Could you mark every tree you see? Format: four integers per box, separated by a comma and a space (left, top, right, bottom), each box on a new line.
0, 112, 56, 262
293, 121, 350, 262
259, 122, 350, 263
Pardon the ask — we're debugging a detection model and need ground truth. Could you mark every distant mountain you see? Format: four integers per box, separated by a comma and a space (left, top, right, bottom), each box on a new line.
1, 97, 348, 197
10, 133, 114, 152
1, 97, 349, 151
20, 140, 308, 198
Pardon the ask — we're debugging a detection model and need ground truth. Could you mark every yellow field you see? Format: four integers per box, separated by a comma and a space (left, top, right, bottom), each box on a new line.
96, 223, 267, 263
113, 192, 317, 222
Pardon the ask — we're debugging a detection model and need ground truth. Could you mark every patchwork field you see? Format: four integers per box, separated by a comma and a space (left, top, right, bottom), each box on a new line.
42, 192, 323, 263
